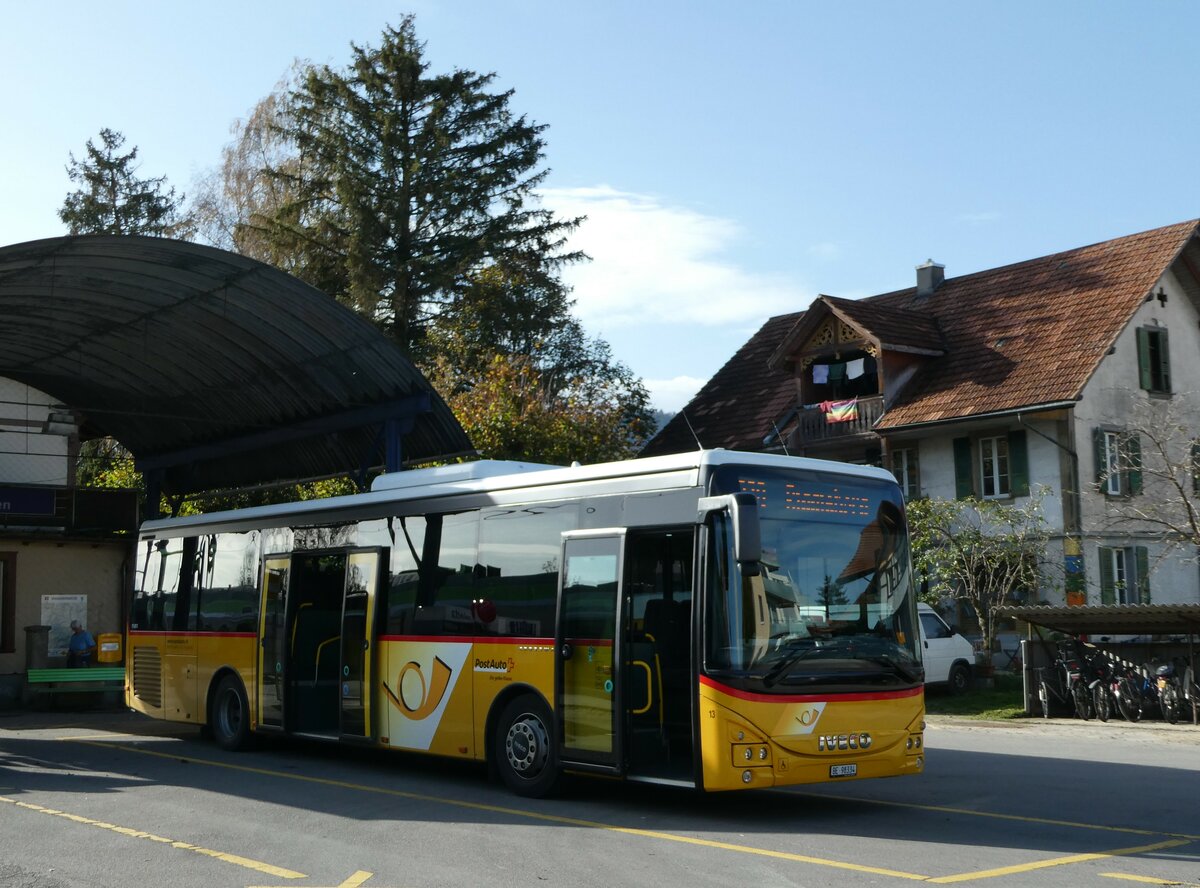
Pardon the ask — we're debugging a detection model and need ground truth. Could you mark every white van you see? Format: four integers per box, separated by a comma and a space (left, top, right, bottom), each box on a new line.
918, 603, 974, 693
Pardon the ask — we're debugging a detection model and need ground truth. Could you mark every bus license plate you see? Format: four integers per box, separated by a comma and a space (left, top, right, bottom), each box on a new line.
829, 764, 857, 778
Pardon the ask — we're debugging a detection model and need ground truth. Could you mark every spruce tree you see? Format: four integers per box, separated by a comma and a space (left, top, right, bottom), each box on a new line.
254, 17, 583, 361
59, 128, 187, 236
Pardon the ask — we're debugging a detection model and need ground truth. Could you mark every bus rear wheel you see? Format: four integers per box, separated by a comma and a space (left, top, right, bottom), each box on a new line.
210, 675, 252, 751
495, 695, 559, 798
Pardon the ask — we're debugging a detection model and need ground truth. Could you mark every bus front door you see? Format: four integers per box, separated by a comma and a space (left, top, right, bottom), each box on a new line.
257, 556, 290, 731
555, 531, 625, 773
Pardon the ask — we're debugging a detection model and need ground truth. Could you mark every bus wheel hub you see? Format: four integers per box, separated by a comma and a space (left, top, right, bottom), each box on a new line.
506, 716, 547, 774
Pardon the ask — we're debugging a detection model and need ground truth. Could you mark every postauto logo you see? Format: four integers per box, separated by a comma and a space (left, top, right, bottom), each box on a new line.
473, 657, 515, 674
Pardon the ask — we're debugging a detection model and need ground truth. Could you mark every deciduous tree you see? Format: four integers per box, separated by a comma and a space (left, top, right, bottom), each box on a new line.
907, 492, 1050, 668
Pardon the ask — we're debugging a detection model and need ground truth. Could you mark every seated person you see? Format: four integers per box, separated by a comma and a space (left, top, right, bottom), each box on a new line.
67, 620, 96, 667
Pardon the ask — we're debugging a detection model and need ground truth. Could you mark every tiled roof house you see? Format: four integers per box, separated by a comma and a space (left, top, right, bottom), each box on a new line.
645, 220, 1200, 607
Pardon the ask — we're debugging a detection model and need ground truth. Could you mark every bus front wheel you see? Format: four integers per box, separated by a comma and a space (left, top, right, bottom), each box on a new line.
210, 675, 252, 751
495, 695, 560, 798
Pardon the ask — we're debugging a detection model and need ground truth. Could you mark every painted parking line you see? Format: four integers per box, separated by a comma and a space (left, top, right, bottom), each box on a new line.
1100, 874, 1199, 886
0, 795, 306, 880
250, 870, 376, 888
787, 790, 1200, 843
926, 839, 1192, 883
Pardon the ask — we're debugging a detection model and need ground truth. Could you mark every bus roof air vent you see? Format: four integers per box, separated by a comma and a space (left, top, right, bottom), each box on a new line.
370, 459, 564, 492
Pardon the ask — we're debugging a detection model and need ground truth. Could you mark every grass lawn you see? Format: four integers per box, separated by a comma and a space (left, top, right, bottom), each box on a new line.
924, 672, 1028, 720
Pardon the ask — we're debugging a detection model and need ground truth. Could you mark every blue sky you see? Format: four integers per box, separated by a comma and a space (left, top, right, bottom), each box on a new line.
3, 2, 1199, 411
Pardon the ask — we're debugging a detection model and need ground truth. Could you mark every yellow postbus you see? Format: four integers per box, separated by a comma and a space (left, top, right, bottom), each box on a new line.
127, 450, 925, 796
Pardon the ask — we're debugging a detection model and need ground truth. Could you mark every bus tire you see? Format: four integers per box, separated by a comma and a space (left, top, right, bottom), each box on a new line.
494, 694, 559, 798
210, 675, 252, 751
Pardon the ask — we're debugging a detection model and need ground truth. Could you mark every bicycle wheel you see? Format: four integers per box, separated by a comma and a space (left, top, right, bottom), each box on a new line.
1039, 679, 1053, 718
1072, 681, 1092, 720
1094, 684, 1110, 722
1160, 685, 1181, 725
1116, 675, 1142, 722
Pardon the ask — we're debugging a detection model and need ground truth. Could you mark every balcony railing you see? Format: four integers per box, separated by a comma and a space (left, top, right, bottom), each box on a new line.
796, 395, 883, 443
0, 485, 139, 537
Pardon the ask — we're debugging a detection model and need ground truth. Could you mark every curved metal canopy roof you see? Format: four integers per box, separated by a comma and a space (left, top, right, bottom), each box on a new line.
0, 235, 474, 495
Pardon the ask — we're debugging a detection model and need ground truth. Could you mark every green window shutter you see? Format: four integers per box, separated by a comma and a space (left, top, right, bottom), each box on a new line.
1125, 433, 1142, 496
1008, 430, 1029, 497
1158, 329, 1171, 393
1098, 547, 1115, 605
1135, 546, 1150, 604
1136, 327, 1153, 390
1093, 427, 1107, 485
953, 437, 973, 499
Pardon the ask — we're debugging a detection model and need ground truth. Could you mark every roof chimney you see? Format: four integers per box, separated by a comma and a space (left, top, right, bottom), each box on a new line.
916, 259, 945, 297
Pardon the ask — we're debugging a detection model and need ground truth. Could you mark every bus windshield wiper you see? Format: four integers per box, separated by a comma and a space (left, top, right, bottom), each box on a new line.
763, 639, 826, 687
868, 655, 921, 684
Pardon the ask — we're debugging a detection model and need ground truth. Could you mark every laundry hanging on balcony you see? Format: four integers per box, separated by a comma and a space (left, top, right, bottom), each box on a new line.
820, 397, 859, 423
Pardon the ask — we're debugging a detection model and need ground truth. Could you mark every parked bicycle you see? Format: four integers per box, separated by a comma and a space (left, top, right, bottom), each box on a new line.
1155, 657, 1191, 724
1038, 640, 1094, 719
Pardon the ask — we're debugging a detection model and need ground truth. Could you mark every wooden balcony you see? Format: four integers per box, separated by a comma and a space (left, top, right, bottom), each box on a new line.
796, 395, 883, 443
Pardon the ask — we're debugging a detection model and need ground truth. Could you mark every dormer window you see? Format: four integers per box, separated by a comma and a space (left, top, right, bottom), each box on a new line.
808, 353, 878, 401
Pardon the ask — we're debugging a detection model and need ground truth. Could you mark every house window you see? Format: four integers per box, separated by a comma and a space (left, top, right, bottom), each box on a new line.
1102, 432, 1121, 496
953, 432, 1029, 500
1136, 327, 1171, 394
1092, 428, 1142, 497
1098, 545, 1150, 605
891, 447, 919, 498
979, 436, 1009, 498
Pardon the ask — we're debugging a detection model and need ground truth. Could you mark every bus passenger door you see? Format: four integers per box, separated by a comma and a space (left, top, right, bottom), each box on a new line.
555, 530, 625, 773
257, 556, 290, 731
340, 550, 380, 739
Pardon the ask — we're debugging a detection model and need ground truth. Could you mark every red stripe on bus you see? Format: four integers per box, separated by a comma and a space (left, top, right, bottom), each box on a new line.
127, 630, 257, 639
699, 674, 923, 704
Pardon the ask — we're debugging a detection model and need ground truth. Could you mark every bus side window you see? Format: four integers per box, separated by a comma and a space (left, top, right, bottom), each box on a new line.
377, 515, 425, 635
476, 503, 578, 638
413, 512, 479, 635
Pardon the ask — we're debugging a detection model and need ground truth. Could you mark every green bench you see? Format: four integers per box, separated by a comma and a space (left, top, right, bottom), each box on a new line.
25, 667, 126, 705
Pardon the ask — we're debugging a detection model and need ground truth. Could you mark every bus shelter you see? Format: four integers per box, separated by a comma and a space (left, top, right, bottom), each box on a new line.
995, 603, 1200, 724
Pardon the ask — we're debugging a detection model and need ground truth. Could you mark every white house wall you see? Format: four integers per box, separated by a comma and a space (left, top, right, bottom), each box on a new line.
1074, 265, 1200, 605
899, 417, 1069, 603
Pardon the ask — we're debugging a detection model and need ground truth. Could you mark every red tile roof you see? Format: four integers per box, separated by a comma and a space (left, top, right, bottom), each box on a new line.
642, 219, 1199, 453
642, 312, 800, 456
875, 219, 1197, 428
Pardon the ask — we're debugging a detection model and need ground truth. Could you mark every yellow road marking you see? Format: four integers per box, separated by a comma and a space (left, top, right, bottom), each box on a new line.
0, 795, 306, 880
787, 790, 1200, 842
1101, 874, 1197, 886
250, 870, 375, 888
66, 738, 928, 881
927, 839, 1192, 883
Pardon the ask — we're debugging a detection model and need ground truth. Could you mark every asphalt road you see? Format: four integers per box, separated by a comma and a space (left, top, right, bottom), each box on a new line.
0, 708, 1197, 888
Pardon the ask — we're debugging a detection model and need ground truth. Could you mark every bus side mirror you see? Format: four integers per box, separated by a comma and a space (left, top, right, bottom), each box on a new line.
699, 493, 761, 574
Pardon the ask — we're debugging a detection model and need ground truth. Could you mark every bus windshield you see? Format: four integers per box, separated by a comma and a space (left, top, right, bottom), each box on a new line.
705, 465, 922, 692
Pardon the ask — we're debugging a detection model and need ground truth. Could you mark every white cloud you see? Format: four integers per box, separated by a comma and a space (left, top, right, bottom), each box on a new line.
542, 186, 809, 329
644, 375, 707, 414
